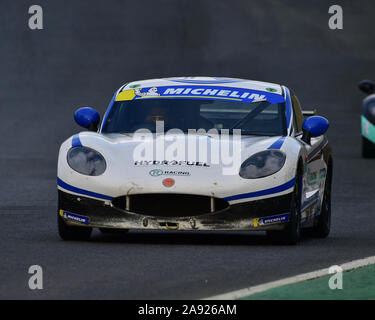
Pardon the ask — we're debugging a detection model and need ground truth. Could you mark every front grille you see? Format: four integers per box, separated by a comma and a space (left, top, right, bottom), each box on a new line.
112, 193, 229, 217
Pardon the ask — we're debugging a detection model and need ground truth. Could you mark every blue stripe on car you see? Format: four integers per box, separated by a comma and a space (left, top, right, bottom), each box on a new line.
71, 134, 82, 147
268, 136, 286, 149
284, 87, 293, 130
223, 177, 296, 202
306, 136, 328, 162
57, 178, 114, 200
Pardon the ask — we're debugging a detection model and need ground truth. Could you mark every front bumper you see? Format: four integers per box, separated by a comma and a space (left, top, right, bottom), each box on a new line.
58, 190, 292, 231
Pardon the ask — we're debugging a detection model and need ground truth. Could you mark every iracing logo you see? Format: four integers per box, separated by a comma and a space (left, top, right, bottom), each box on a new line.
149, 169, 164, 176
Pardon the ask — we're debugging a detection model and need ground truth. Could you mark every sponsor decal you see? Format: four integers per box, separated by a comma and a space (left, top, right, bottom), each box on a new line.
149, 169, 163, 176
301, 191, 319, 211
135, 160, 210, 167
266, 87, 277, 92
135, 87, 160, 97
116, 85, 284, 104
59, 210, 90, 225
162, 178, 175, 187
253, 213, 289, 228
307, 170, 318, 184
129, 83, 141, 88
149, 169, 190, 177
319, 168, 327, 179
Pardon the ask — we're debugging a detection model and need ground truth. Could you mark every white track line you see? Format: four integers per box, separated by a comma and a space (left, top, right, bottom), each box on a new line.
203, 255, 375, 300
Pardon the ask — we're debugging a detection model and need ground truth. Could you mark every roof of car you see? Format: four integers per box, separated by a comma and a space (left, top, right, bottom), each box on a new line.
120, 77, 283, 95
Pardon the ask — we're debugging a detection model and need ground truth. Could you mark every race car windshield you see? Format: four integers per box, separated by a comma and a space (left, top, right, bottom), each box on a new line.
102, 99, 287, 136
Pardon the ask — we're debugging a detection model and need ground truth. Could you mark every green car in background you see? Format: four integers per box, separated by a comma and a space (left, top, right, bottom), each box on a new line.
359, 80, 375, 157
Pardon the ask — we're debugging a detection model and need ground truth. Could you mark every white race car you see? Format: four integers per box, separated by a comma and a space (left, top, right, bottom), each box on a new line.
57, 77, 332, 244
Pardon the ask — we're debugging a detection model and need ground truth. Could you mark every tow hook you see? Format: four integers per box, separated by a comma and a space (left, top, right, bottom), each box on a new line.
160, 222, 179, 230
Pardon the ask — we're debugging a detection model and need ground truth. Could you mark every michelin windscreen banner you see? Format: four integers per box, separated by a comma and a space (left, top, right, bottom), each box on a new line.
116, 85, 285, 104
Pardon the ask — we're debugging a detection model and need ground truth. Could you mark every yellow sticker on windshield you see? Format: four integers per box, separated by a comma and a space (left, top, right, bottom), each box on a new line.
116, 89, 136, 101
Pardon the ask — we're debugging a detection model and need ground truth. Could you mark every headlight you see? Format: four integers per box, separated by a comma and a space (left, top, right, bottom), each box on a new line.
67, 146, 106, 176
239, 150, 286, 179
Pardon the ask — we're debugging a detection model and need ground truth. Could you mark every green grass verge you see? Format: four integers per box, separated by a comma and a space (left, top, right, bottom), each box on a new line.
240, 264, 375, 300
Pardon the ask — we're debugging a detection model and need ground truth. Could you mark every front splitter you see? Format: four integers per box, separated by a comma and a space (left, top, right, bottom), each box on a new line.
58, 190, 292, 231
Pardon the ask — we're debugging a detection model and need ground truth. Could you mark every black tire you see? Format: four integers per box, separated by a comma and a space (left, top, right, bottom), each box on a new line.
99, 228, 129, 236
58, 213, 92, 241
267, 174, 302, 245
311, 161, 332, 238
362, 137, 375, 158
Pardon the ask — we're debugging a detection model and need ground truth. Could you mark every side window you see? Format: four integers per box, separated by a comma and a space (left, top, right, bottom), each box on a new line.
291, 94, 304, 133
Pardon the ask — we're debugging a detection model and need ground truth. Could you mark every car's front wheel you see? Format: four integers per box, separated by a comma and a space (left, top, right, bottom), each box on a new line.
267, 174, 302, 245
58, 213, 92, 241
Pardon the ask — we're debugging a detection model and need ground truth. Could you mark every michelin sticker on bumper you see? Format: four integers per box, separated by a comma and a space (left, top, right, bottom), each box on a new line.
60, 210, 90, 225
253, 213, 290, 227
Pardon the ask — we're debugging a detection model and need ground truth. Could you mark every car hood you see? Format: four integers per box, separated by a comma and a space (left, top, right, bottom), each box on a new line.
87, 132, 277, 166
58, 132, 294, 200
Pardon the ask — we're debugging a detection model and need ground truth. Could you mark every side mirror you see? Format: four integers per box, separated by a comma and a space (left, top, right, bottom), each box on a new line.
359, 80, 375, 95
301, 116, 329, 144
74, 107, 100, 131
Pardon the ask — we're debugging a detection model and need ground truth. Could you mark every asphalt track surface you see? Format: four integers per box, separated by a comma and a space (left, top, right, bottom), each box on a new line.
1, 1, 375, 299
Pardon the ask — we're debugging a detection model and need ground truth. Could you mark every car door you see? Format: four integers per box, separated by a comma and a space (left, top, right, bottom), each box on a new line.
291, 93, 327, 224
